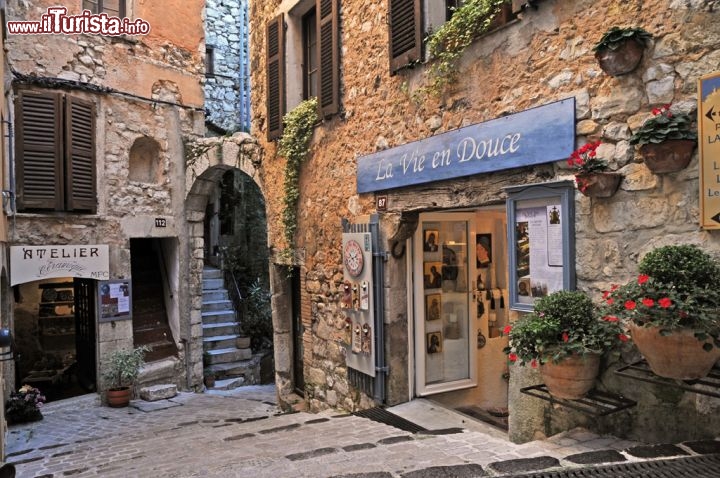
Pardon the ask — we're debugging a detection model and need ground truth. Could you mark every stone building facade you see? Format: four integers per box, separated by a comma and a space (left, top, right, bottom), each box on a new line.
5, 0, 207, 396
205, 0, 251, 133
250, 0, 720, 443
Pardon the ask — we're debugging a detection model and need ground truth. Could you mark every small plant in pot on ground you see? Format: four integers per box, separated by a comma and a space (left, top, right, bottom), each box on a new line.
602, 244, 720, 379
102, 346, 149, 407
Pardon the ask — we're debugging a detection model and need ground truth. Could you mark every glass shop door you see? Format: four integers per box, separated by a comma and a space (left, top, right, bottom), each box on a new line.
413, 212, 477, 396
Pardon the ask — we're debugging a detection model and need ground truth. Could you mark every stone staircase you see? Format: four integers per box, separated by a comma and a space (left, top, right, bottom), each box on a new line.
202, 266, 255, 389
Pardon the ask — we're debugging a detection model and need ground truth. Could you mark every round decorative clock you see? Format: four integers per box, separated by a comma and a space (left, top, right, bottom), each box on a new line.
344, 239, 364, 277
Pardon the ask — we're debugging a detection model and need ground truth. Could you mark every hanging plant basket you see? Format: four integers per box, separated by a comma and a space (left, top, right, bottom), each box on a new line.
575, 172, 622, 198
628, 323, 720, 380
639, 139, 696, 174
595, 38, 645, 76
540, 353, 601, 400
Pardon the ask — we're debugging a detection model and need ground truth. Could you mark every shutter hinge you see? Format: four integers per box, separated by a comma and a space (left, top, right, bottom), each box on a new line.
375, 365, 389, 374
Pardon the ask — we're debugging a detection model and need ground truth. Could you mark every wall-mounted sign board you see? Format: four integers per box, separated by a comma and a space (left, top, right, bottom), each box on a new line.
98, 279, 132, 322
699, 72, 720, 229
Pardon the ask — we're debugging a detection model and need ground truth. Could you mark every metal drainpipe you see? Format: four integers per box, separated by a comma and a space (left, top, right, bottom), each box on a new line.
370, 214, 388, 403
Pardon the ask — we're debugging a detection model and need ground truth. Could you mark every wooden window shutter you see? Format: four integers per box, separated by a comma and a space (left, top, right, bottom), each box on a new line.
389, 0, 422, 74
266, 14, 285, 141
317, 0, 339, 117
15, 91, 63, 211
65, 96, 97, 213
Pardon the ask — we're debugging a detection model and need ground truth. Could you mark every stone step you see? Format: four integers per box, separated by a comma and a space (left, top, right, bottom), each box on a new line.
139, 383, 177, 402
208, 377, 244, 390
202, 322, 240, 337
203, 278, 224, 290
137, 357, 179, 389
203, 334, 250, 351
202, 310, 236, 324
204, 347, 253, 364
202, 268, 223, 280
203, 289, 229, 302
202, 299, 234, 312
203, 352, 269, 384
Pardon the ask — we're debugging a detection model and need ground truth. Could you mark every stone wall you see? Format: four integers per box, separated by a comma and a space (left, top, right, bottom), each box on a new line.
205, 0, 250, 133
6, 0, 205, 391
249, 0, 720, 441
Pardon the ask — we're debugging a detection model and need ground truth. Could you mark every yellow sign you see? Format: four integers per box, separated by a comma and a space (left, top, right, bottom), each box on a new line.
699, 72, 720, 229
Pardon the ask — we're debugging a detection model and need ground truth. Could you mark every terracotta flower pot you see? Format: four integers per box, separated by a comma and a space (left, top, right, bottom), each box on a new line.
595, 39, 645, 76
575, 172, 622, 198
628, 323, 720, 380
540, 353, 601, 400
106, 387, 132, 408
639, 139, 696, 174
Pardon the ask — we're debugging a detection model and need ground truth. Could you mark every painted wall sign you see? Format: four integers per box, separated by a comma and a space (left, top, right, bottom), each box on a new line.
699, 72, 720, 229
10, 245, 110, 286
356, 98, 576, 193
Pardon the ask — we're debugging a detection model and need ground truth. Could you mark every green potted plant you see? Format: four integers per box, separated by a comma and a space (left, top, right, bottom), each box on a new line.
567, 141, 621, 198
504, 290, 625, 399
629, 104, 697, 174
602, 244, 720, 380
593, 26, 652, 76
102, 346, 148, 407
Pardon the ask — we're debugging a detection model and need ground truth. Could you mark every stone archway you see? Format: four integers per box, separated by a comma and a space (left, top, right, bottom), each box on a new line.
183, 133, 285, 391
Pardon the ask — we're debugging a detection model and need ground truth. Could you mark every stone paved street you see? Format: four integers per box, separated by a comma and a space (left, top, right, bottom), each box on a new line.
4, 386, 719, 477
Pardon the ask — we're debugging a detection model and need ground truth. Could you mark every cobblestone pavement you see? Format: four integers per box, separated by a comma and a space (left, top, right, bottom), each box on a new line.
4, 386, 719, 477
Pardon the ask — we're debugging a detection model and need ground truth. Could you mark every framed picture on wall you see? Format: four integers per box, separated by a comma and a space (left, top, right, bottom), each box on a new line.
423, 262, 442, 289
476, 233, 492, 269
426, 331, 443, 354
425, 294, 441, 321
424, 229, 439, 252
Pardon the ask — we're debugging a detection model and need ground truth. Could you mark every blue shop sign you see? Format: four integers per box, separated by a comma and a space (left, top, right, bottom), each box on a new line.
356, 98, 576, 193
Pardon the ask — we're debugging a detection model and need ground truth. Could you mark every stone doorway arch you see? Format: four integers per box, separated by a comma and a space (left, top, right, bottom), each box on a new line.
184, 133, 289, 395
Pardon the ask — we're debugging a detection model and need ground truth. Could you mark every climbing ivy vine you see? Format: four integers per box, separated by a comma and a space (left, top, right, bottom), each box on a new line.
277, 97, 318, 263
425, 0, 509, 96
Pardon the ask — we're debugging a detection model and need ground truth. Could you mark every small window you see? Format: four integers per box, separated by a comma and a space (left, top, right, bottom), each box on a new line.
302, 9, 318, 100
206, 46, 215, 76
82, 0, 127, 18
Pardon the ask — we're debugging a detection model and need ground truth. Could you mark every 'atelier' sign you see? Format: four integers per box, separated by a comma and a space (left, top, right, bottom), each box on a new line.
10, 245, 110, 286
356, 98, 576, 194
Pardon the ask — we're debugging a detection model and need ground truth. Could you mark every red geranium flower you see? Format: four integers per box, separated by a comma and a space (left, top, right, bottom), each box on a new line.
508, 353, 518, 362
531, 359, 538, 368
503, 325, 512, 335
618, 333, 629, 342
638, 274, 649, 284
642, 298, 654, 307
606, 298, 615, 306
562, 332, 569, 342
658, 297, 672, 308
625, 300, 636, 310
603, 315, 619, 322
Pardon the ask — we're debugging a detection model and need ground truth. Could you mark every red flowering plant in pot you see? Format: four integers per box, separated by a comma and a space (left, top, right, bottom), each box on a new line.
601, 244, 720, 380
503, 290, 626, 399
567, 141, 622, 198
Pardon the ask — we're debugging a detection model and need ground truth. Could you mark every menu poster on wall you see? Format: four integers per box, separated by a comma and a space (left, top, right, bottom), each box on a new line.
515, 203, 563, 305
98, 279, 132, 322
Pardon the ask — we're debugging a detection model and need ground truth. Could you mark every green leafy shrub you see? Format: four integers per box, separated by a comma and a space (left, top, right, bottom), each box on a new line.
504, 290, 624, 365
593, 26, 652, 52
102, 346, 148, 390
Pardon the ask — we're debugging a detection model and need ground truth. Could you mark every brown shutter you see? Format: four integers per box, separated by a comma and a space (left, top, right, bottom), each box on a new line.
389, 0, 422, 74
65, 96, 97, 213
15, 91, 63, 211
317, 0, 339, 117
266, 14, 285, 141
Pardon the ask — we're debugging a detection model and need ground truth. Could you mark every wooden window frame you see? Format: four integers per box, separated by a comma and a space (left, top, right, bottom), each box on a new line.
82, 0, 127, 18
206, 46, 215, 77
15, 90, 97, 214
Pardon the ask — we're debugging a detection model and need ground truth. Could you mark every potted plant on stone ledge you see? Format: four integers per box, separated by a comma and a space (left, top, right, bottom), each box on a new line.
602, 244, 720, 380
567, 141, 622, 198
503, 290, 626, 399
102, 346, 149, 408
629, 104, 697, 174
593, 26, 652, 76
